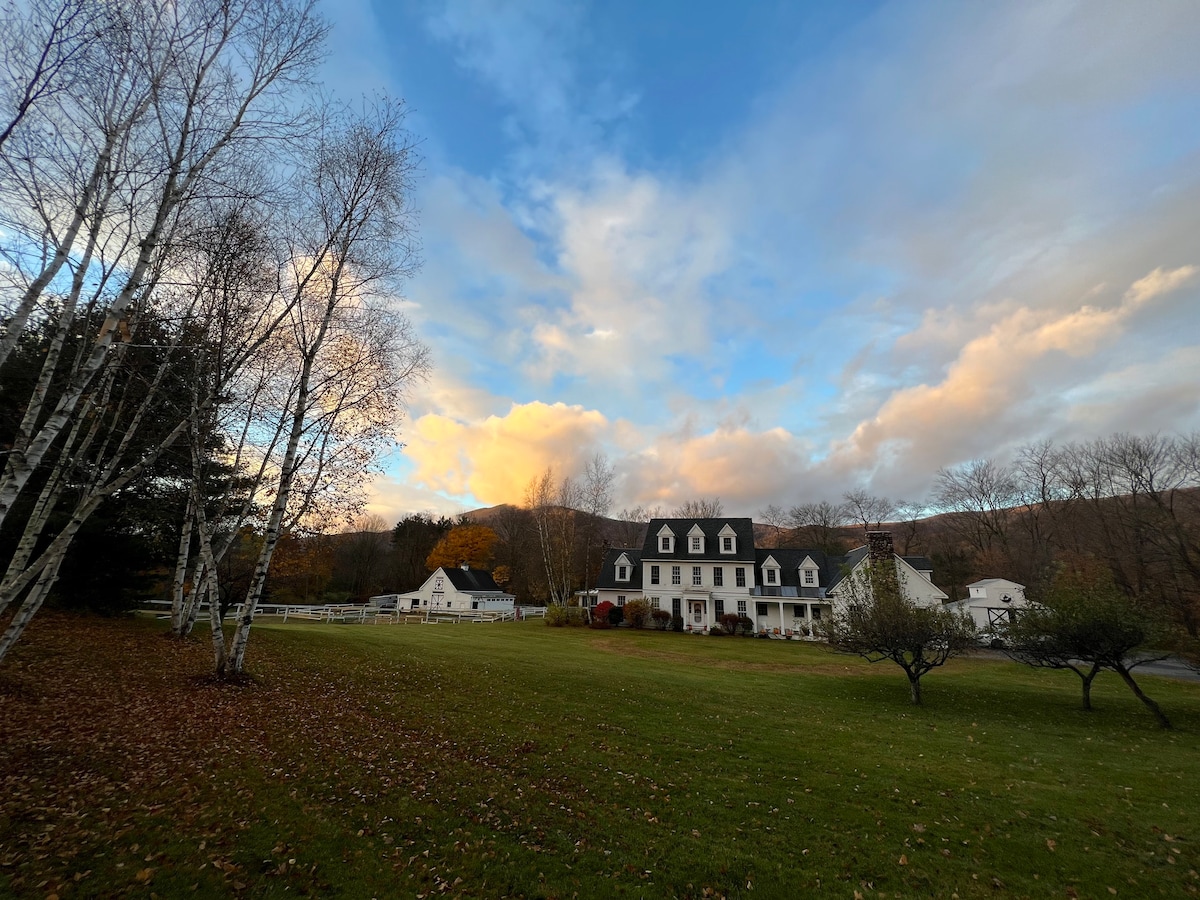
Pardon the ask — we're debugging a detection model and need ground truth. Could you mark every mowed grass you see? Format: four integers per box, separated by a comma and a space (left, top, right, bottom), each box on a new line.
2, 614, 1199, 898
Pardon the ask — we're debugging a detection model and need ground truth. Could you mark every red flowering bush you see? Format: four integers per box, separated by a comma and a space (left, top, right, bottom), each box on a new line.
591, 601, 614, 628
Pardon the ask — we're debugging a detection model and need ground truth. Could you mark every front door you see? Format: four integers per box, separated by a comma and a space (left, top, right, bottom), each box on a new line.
689, 600, 704, 627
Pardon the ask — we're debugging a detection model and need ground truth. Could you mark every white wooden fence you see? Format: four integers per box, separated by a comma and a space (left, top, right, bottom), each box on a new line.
140, 599, 548, 625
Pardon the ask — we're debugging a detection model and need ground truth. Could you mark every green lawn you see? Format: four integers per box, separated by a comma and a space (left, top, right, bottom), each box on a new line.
2, 615, 1198, 898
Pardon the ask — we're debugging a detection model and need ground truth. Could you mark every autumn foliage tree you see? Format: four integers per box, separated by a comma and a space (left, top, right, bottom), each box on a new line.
425, 525, 498, 572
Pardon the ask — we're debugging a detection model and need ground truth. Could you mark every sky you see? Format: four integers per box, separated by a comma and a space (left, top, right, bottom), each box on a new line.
319, 0, 1200, 523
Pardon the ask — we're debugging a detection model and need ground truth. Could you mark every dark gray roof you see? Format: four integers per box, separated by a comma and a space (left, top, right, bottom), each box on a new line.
640, 518, 757, 562
823, 547, 936, 591
442, 566, 507, 593
596, 548, 642, 590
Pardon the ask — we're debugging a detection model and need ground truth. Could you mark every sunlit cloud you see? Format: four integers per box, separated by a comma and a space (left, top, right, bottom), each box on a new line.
404, 400, 611, 505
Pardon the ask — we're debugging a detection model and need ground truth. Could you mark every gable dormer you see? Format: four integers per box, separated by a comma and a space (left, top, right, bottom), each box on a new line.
718, 523, 737, 554
687, 523, 705, 555
799, 555, 820, 587
657, 524, 675, 554
614, 552, 632, 582
761, 554, 781, 586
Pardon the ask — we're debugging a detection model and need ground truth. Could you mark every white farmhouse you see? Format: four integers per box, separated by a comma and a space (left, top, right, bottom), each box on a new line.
593, 519, 946, 635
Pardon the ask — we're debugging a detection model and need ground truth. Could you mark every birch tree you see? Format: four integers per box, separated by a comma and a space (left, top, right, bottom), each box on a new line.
219, 101, 427, 677
0, 0, 327, 662
527, 468, 581, 605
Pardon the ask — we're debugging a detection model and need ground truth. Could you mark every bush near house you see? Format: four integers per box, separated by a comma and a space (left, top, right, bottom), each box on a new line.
670, 613, 684, 632
545, 605, 586, 627
623, 598, 651, 629
591, 601, 615, 629
607, 604, 624, 627
651, 609, 671, 630
719, 613, 742, 635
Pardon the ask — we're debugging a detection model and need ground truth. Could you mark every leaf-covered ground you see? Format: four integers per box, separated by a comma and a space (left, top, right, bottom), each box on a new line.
2, 612, 1199, 898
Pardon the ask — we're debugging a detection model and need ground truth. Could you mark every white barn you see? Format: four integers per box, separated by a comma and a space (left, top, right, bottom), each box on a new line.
394, 565, 516, 613
945, 578, 1027, 630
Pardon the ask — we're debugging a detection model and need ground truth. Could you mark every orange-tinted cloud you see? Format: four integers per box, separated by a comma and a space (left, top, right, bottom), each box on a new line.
832, 265, 1197, 471
404, 400, 610, 504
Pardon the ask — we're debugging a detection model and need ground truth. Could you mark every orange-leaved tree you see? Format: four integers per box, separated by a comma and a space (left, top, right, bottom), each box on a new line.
425, 525, 498, 572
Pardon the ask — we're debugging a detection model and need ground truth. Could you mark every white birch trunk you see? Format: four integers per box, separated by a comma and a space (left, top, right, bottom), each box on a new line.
169, 493, 196, 636
0, 552, 66, 662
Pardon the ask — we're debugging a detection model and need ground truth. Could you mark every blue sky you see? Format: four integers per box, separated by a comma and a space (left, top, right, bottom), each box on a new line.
321, 0, 1200, 521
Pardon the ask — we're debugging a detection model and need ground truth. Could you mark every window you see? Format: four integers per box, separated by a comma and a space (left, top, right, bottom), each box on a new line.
804, 569, 815, 585
765, 568, 777, 584
691, 536, 701, 552
672, 598, 681, 617
756, 602, 768, 617
715, 598, 725, 618
713, 567, 723, 587
692, 566, 702, 586
650, 565, 660, 585
434, 577, 444, 590
793, 604, 806, 618
671, 566, 681, 585
617, 565, 628, 581
737, 600, 747, 614
651, 597, 661, 609
661, 536, 671, 551
811, 606, 822, 621
617, 595, 626, 606
722, 536, 733, 553
735, 567, 746, 587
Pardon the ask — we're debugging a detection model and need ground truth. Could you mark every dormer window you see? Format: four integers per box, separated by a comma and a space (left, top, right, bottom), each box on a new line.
691, 536, 701, 552
615, 552, 632, 582
687, 524, 705, 554
657, 525, 675, 554
803, 569, 816, 586
718, 524, 737, 554
761, 554, 780, 587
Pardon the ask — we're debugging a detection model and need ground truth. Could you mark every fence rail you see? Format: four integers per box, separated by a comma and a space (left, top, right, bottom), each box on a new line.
139, 599, 548, 625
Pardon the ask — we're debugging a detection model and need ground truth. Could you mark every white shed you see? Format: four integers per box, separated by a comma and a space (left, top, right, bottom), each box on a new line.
947, 578, 1027, 630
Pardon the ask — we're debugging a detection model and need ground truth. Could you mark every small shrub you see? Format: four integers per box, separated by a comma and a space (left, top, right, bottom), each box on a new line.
624, 598, 651, 629
545, 604, 568, 627
719, 612, 741, 634
566, 606, 587, 627
651, 609, 671, 630
736, 615, 753, 636
670, 613, 684, 632
592, 601, 615, 629
708, 624, 726, 636
607, 604, 625, 627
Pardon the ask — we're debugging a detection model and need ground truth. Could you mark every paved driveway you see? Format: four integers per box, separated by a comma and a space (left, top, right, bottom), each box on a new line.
970, 649, 1200, 683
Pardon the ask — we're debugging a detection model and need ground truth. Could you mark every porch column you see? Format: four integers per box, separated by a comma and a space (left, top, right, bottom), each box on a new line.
778, 601, 786, 634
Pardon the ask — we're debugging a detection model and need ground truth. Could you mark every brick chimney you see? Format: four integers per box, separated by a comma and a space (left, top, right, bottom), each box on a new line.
866, 531, 894, 563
